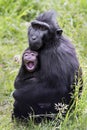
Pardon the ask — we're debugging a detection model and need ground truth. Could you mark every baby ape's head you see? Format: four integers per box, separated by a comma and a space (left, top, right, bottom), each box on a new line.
23, 49, 38, 72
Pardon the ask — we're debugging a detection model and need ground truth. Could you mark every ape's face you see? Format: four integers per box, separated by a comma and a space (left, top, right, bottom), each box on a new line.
23, 50, 38, 72
28, 18, 63, 51
28, 20, 50, 51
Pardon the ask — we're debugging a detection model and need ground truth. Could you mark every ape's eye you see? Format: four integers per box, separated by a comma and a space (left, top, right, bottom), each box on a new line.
31, 53, 35, 56
32, 24, 47, 31
37, 25, 47, 31
40, 26, 47, 31
24, 53, 29, 57
32, 24, 38, 29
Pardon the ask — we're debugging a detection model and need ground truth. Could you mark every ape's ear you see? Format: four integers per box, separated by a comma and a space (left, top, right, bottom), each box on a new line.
56, 28, 63, 36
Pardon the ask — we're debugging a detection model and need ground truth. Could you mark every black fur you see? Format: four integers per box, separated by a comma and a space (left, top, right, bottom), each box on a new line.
12, 11, 82, 121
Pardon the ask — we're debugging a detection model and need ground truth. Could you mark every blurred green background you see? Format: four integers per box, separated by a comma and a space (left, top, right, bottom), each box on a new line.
0, 0, 87, 129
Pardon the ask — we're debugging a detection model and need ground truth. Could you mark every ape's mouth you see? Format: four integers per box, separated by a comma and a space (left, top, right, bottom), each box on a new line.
26, 61, 35, 72
28, 61, 34, 68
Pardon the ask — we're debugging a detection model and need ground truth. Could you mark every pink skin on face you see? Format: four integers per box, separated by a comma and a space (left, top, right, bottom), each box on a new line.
23, 50, 38, 72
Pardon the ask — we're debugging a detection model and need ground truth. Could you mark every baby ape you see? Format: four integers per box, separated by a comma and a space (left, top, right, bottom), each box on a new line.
13, 11, 82, 121
14, 48, 39, 89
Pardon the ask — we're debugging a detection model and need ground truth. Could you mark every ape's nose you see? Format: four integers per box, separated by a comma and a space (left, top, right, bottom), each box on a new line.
32, 36, 36, 40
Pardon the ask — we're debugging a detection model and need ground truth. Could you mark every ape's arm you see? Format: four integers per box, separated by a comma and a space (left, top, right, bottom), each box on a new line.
13, 81, 61, 104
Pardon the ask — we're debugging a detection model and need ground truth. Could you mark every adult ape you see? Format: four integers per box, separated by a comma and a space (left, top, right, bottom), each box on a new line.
13, 11, 82, 120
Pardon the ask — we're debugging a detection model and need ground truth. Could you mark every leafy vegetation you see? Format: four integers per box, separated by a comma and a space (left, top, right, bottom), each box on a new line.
0, 0, 87, 129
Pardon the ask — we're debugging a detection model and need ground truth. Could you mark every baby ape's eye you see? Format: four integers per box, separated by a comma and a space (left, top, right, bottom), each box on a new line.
24, 53, 29, 57
31, 53, 35, 56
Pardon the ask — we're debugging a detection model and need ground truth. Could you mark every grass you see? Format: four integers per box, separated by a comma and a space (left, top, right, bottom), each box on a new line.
0, 0, 87, 129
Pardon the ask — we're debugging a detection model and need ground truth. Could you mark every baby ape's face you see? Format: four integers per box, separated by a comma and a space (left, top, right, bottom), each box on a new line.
23, 50, 38, 72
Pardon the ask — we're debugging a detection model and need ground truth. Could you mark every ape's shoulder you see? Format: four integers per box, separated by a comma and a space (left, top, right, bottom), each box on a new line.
57, 36, 77, 56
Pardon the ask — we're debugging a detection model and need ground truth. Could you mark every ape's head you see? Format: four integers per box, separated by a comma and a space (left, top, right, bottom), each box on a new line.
28, 11, 63, 51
